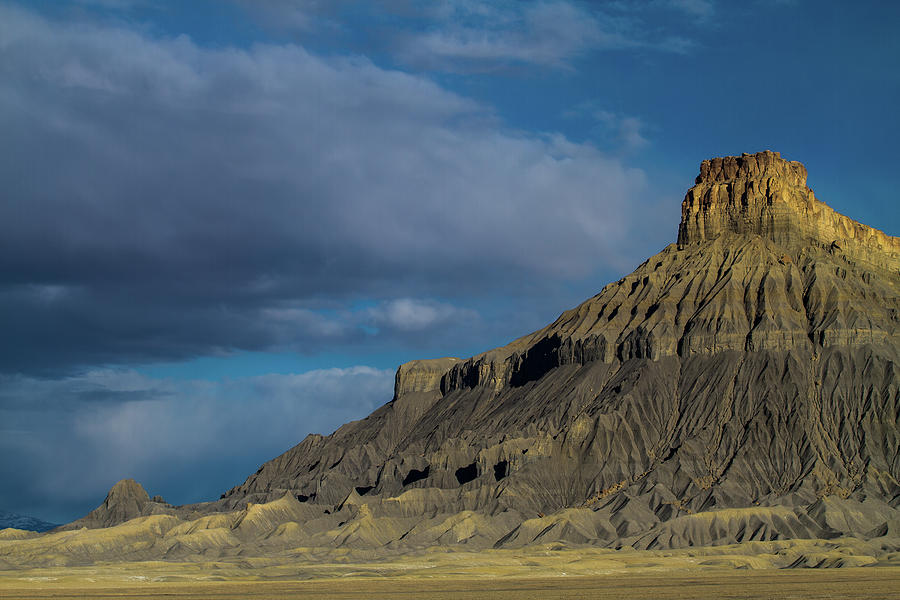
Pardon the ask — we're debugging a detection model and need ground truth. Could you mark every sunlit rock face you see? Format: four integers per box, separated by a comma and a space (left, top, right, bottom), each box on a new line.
25, 152, 898, 562
679, 150, 900, 273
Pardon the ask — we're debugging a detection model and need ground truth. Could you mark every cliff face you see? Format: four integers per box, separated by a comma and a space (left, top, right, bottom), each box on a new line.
395, 358, 459, 397
50, 152, 900, 557
678, 150, 900, 273
435, 152, 899, 394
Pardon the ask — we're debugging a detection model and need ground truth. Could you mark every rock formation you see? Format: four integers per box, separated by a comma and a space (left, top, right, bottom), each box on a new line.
679, 151, 900, 273
209, 150, 899, 549
4, 151, 898, 565
56, 479, 176, 531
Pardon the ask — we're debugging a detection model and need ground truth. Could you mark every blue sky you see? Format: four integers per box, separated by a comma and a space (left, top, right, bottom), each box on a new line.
1, 0, 897, 523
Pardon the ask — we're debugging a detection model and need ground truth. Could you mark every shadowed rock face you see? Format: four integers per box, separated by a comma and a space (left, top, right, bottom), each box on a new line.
43, 152, 900, 557
56, 479, 176, 531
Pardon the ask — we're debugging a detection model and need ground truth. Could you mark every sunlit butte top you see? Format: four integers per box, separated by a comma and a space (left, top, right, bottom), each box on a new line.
678, 151, 900, 274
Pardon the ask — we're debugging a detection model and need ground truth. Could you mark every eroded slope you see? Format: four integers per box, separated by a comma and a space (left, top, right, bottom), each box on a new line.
202, 152, 900, 552
6, 151, 898, 561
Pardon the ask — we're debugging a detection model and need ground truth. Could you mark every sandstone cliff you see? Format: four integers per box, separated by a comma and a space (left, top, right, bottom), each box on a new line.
679, 150, 900, 273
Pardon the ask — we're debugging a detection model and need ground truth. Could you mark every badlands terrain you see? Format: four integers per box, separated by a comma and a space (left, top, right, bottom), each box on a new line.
2, 151, 898, 596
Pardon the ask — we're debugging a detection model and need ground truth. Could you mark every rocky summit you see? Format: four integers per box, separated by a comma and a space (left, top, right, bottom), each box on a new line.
2, 151, 898, 567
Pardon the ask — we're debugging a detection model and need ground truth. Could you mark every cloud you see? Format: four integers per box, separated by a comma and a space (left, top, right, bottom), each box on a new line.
366, 298, 478, 332
401, 1, 636, 69
391, 0, 703, 70
564, 103, 651, 153
667, 0, 715, 19
0, 366, 394, 522
238, 0, 344, 34
0, 4, 650, 376
592, 110, 650, 152
241, 1, 704, 71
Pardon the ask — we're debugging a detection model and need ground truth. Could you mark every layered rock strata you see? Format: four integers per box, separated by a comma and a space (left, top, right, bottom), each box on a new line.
678, 150, 900, 273
39, 151, 900, 557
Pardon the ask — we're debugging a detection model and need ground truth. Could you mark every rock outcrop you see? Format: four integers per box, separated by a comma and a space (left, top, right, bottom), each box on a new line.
679, 150, 900, 273
395, 358, 459, 397
56, 479, 176, 531
211, 152, 899, 549
31, 151, 900, 560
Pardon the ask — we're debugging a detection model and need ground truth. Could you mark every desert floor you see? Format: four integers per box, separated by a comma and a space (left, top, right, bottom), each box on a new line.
1, 569, 899, 600
1, 546, 899, 600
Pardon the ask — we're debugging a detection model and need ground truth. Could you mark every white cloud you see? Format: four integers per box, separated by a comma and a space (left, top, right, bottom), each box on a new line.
593, 110, 650, 152
366, 298, 478, 332
253, 298, 481, 345
398, 1, 629, 69
238, 1, 704, 70
260, 307, 352, 339
616, 117, 649, 152
564, 103, 651, 153
395, 0, 702, 70
404, 0, 631, 68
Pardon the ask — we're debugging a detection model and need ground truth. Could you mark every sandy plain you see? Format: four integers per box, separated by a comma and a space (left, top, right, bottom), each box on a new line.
1, 544, 899, 600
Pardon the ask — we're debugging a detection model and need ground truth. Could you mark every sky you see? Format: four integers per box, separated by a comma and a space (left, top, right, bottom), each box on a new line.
1, 0, 898, 524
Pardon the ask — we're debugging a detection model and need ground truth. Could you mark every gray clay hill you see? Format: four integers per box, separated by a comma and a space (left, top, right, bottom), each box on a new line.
7, 151, 899, 565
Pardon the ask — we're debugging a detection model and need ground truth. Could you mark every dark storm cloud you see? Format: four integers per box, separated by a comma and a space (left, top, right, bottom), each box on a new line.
0, 4, 648, 375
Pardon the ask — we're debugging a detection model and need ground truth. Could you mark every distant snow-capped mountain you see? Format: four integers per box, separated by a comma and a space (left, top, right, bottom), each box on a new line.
0, 510, 58, 532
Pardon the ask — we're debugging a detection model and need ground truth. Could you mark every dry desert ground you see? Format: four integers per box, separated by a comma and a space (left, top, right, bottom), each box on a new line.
1, 545, 899, 599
